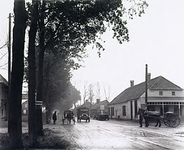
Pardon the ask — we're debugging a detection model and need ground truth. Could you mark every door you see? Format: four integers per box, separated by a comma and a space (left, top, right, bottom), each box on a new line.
130, 101, 133, 120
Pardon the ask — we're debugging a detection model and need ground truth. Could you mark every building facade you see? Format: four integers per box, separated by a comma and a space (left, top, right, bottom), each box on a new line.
91, 100, 109, 118
109, 75, 184, 120
0, 74, 8, 119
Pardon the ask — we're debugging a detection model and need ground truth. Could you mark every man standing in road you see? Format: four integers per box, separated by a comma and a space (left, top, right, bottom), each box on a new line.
52, 111, 57, 124
138, 108, 144, 127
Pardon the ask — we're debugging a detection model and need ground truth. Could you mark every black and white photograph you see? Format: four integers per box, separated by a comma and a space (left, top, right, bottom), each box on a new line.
1, 0, 184, 149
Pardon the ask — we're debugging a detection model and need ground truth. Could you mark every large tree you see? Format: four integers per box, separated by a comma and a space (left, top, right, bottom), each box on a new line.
27, 0, 39, 147
8, 0, 27, 148
29, 0, 147, 135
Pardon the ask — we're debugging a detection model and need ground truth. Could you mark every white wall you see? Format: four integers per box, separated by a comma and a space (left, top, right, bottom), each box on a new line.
149, 90, 184, 97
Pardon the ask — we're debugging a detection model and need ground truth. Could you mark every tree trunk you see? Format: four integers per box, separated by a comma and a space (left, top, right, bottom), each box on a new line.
35, 0, 45, 135
8, 0, 27, 148
45, 68, 50, 124
35, 48, 44, 135
28, 0, 38, 147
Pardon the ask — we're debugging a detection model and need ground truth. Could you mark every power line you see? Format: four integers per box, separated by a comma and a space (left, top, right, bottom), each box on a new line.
0, 42, 8, 50
0, 62, 8, 68
0, 52, 8, 59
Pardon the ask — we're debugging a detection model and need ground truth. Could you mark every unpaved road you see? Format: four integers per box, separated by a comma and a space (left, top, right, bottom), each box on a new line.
47, 119, 184, 150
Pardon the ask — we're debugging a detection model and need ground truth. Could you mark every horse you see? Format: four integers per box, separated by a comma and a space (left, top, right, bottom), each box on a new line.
143, 110, 162, 127
62, 110, 75, 124
138, 109, 161, 127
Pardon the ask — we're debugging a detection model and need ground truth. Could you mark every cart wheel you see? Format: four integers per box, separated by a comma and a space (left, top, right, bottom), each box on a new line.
163, 119, 169, 127
164, 116, 180, 127
171, 117, 180, 128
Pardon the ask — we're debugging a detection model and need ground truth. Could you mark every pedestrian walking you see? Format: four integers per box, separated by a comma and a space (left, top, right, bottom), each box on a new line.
52, 111, 57, 124
137, 108, 144, 127
72, 113, 76, 124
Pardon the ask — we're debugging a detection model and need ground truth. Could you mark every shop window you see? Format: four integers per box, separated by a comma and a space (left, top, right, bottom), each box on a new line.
148, 105, 154, 111
174, 105, 179, 114
164, 105, 169, 113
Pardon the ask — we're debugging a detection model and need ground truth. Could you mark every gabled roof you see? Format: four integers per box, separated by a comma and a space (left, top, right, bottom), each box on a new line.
109, 76, 183, 105
91, 100, 109, 110
80, 101, 92, 109
0, 74, 8, 86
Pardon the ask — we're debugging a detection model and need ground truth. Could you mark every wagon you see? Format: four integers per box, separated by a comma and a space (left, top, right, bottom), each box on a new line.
162, 112, 180, 128
144, 111, 180, 128
62, 110, 75, 124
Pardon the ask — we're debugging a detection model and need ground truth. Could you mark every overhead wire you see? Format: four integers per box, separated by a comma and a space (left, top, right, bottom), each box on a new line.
0, 42, 8, 50
0, 62, 8, 68
0, 52, 8, 59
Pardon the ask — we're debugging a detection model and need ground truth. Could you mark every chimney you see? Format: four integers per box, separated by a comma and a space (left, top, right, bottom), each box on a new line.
96, 99, 100, 103
147, 73, 151, 81
130, 80, 134, 87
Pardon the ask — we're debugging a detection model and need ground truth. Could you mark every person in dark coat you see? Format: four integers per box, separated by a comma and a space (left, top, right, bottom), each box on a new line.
52, 111, 57, 124
143, 109, 149, 127
137, 108, 144, 127
138, 108, 150, 127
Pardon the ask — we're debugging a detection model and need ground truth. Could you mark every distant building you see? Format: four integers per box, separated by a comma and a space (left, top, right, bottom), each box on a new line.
109, 75, 184, 120
0, 74, 8, 119
79, 100, 93, 116
81, 100, 93, 109
91, 99, 109, 118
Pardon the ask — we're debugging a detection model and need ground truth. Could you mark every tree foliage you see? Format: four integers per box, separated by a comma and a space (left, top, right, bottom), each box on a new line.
26, 0, 148, 135
28, 0, 148, 57
57, 83, 81, 112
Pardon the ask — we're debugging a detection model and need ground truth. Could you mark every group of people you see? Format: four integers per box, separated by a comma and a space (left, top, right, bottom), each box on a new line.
62, 111, 76, 124
138, 108, 161, 127
52, 110, 76, 124
52, 108, 161, 127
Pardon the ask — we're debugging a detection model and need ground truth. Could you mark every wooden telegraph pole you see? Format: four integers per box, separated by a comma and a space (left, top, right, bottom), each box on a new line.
8, 13, 12, 90
7, 13, 12, 122
145, 64, 148, 108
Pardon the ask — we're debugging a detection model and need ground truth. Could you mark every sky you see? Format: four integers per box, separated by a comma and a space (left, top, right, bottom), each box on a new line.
1, 0, 184, 103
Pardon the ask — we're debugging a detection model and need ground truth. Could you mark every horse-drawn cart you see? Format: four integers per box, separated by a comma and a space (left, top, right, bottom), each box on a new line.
144, 110, 180, 128
162, 112, 180, 128
62, 110, 75, 124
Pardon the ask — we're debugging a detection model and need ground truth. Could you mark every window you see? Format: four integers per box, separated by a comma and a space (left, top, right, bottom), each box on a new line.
174, 105, 179, 114
172, 91, 175, 96
122, 105, 126, 116
25, 103, 28, 108
164, 105, 169, 113
111, 107, 114, 116
159, 91, 163, 95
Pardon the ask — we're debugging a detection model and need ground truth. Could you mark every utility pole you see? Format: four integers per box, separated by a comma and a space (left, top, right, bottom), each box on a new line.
8, 13, 12, 89
145, 64, 148, 108
7, 13, 12, 130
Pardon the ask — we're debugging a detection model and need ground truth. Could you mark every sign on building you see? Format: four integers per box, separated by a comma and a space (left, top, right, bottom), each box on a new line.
100, 105, 104, 110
